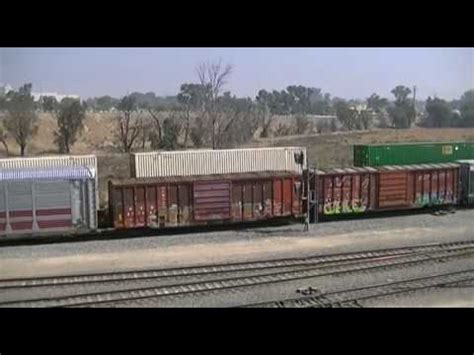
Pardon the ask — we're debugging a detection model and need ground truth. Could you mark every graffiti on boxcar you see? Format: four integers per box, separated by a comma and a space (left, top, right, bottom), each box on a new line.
323, 198, 367, 215
414, 189, 454, 207
322, 174, 370, 215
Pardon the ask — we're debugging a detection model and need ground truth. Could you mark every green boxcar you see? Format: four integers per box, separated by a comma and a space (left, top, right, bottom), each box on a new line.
353, 142, 474, 167
458, 160, 474, 207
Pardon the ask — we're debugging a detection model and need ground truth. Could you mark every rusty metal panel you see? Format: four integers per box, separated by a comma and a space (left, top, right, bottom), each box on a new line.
282, 178, 292, 215
154, 185, 168, 227
378, 172, 409, 208
131, 147, 307, 178
178, 184, 191, 225
123, 187, 135, 228
168, 185, 178, 226
252, 182, 263, 219
319, 172, 375, 216
263, 181, 273, 217
408, 167, 459, 207
112, 171, 299, 186
111, 187, 124, 228
291, 178, 302, 215
145, 186, 157, 227
193, 181, 231, 221
273, 179, 282, 216
231, 183, 243, 221
243, 183, 253, 219
135, 186, 146, 227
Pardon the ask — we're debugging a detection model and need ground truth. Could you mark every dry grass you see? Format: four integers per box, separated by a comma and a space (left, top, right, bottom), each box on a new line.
1, 113, 474, 208
245, 128, 474, 168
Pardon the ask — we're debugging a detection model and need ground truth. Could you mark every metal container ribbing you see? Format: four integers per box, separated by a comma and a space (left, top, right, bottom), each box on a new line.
131, 147, 307, 178
0, 155, 98, 209
354, 142, 474, 167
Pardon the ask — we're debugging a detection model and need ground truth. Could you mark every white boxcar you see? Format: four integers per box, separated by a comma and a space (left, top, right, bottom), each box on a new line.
0, 155, 98, 209
131, 147, 307, 178
0, 166, 97, 237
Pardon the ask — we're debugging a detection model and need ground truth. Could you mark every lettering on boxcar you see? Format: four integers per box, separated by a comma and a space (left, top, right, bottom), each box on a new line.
442, 145, 453, 155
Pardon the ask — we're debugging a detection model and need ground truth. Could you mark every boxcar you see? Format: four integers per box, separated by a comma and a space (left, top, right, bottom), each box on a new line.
314, 163, 460, 218
457, 160, 474, 207
108, 171, 305, 229
354, 142, 474, 167
0, 166, 98, 237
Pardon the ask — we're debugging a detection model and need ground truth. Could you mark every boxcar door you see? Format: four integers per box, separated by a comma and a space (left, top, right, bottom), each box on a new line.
193, 181, 231, 222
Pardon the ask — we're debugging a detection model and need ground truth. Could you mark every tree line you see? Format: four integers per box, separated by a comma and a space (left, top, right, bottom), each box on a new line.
0, 60, 473, 157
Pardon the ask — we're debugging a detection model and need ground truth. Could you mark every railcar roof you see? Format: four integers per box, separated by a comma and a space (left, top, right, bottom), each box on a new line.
109, 170, 301, 186
0, 166, 96, 181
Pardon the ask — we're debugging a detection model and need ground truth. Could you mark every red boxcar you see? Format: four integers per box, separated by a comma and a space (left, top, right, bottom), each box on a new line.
108, 171, 304, 229
315, 163, 460, 217
376, 163, 459, 210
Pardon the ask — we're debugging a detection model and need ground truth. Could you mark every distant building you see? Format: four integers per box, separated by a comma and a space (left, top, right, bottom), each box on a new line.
32, 92, 81, 102
0, 83, 13, 97
349, 103, 368, 113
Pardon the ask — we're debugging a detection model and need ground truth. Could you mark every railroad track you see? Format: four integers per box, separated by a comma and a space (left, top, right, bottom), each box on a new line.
0, 242, 473, 308
1, 240, 473, 290
243, 269, 474, 308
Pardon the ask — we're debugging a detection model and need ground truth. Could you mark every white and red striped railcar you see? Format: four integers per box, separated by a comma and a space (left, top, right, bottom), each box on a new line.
0, 166, 97, 237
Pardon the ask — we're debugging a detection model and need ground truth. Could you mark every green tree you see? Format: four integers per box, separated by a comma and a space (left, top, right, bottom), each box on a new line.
40, 96, 58, 112
423, 97, 452, 127
295, 114, 310, 134
387, 85, 415, 128
359, 110, 373, 130
335, 101, 357, 131
158, 117, 180, 150
177, 83, 206, 148
4, 83, 38, 156
367, 93, 388, 113
54, 98, 86, 153
95, 96, 119, 111
460, 89, 474, 127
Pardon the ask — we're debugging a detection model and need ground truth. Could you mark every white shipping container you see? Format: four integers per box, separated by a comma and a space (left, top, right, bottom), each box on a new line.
0, 155, 98, 209
131, 147, 307, 178
0, 155, 97, 176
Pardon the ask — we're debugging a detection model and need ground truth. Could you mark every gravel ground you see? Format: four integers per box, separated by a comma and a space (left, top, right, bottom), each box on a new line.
0, 209, 473, 280
88, 254, 473, 308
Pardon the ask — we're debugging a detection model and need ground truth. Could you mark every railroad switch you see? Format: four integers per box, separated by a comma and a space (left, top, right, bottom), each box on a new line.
296, 287, 319, 296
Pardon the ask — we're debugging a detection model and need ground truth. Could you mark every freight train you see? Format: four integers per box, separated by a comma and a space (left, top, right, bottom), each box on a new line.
0, 146, 473, 239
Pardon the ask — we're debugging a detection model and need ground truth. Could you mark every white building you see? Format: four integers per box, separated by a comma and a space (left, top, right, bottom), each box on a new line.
32, 92, 81, 102
0, 83, 13, 96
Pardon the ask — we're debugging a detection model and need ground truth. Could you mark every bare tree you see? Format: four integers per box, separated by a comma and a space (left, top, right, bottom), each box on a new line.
196, 60, 233, 149
147, 107, 163, 148
0, 126, 8, 156
115, 95, 142, 153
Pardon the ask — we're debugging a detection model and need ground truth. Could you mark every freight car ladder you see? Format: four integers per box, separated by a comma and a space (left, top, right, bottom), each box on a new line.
303, 166, 319, 231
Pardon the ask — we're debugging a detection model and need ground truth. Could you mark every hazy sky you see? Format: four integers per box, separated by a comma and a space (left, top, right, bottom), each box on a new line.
1, 48, 472, 100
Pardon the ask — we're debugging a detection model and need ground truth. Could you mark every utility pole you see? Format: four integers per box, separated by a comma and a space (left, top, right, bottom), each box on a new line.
413, 86, 417, 123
